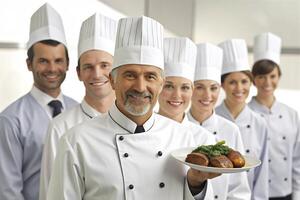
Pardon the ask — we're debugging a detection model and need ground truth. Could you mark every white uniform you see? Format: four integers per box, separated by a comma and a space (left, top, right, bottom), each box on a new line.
182, 115, 216, 146
187, 111, 251, 200
39, 100, 101, 200
47, 103, 214, 200
249, 97, 300, 199
216, 102, 269, 200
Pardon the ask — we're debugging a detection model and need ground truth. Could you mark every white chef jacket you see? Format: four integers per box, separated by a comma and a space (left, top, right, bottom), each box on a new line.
216, 102, 269, 200
181, 114, 217, 146
249, 97, 300, 199
39, 100, 101, 200
0, 86, 77, 200
47, 103, 214, 200
187, 110, 251, 200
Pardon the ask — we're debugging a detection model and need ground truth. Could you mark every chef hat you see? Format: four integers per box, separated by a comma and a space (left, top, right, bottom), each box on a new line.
164, 37, 197, 81
113, 16, 164, 70
78, 13, 117, 58
253, 32, 282, 65
194, 43, 223, 84
27, 3, 67, 50
219, 39, 250, 75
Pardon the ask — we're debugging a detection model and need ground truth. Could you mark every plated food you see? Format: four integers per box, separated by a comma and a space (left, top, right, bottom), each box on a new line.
185, 141, 245, 168
171, 144, 261, 173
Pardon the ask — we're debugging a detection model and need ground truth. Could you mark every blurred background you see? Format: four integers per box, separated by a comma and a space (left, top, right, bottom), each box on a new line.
0, 0, 299, 112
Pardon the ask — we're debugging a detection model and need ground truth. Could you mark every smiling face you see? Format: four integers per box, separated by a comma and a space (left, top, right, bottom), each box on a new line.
77, 50, 113, 100
253, 67, 280, 98
222, 72, 252, 105
158, 76, 193, 121
27, 42, 68, 97
191, 80, 220, 113
110, 64, 163, 121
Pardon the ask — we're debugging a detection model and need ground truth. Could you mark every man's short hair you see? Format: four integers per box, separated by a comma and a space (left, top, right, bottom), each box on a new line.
27, 39, 69, 64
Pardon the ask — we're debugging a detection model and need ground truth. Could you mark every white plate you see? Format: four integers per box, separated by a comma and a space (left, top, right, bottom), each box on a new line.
171, 147, 261, 174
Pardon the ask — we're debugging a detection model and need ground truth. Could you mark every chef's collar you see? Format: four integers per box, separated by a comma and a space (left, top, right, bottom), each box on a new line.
30, 85, 65, 118
80, 99, 101, 119
109, 102, 155, 133
250, 96, 280, 114
219, 101, 250, 123
187, 109, 217, 128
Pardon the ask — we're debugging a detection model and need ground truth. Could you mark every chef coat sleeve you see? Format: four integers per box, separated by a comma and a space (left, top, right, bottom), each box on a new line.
0, 116, 25, 200
184, 178, 214, 200
292, 114, 300, 199
252, 123, 269, 200
39, 121, 61, 200
46, 133, 84, 200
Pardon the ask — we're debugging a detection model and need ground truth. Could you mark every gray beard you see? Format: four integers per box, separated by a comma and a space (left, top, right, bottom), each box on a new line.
124, 102, 151, 116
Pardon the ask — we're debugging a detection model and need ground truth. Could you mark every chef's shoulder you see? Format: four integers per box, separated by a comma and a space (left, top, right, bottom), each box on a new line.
61, 114, 112, 142
215, 114, 240, 134
276, 101, 299, 122
154, 114, 196, 138
184, 121, 216, 145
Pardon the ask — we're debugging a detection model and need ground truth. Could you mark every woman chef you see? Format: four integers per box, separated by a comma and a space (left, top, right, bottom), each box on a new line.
187, 43, 251, 200
158, 37, 215, 145
216, 39, 269, 200
248, 32, 300, 200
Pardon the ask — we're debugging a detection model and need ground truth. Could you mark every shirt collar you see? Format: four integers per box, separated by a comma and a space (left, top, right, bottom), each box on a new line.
218, 101, 250, 123
249, 96, 280, 114
30, 85, 65, 117
108, 102, 155, 134
80, 99, 102, 119
187, 109, 217, 128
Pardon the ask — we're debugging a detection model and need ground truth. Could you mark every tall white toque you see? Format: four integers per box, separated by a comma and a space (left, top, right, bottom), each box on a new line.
27, 3, 67, 50
253, 32, 282, 65
164, 37, 197, 81
113, 16, 164, 70
219, 39, 250, 75
194, 43, 223, 84
78, 13, 117, 58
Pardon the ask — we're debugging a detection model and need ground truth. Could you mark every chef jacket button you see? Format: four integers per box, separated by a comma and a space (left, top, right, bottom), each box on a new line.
279, 115, 282, 119
119, 136, 124, 141
284, 178, 288, 181
124, 153, 129, 158
247, 125, 251, 128
260, 114, 264, 117
246, 170, 250, 173
246, 149, 250, 153
282, 136, 286, 140
214, 195, 218, 199
269, 159, 271, 162
269, 179, 271, 183
129, 184, 134, 189
284, 157, 287, 161
157, 151, 163, 157
159, 182, 165, 188
213, 131, 217, 135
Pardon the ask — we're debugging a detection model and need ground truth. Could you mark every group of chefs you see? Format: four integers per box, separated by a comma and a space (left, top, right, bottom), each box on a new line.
0, 2, 299, 200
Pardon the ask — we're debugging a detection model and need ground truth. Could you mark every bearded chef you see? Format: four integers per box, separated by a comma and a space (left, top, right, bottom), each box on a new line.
46, 16, 219, 200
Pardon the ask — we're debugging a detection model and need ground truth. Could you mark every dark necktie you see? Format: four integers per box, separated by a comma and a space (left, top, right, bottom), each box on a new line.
134, 125, 145, 133
48, 100, 63, 118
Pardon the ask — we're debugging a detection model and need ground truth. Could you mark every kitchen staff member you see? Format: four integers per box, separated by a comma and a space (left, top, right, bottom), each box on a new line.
47, 16, 218, 200
216, 39, 269, 200
187, 42, 251, 200
39, 13, 117, 200
158, 37, 215, 145
248, 32, 300, 200
0, 3, 77, 200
